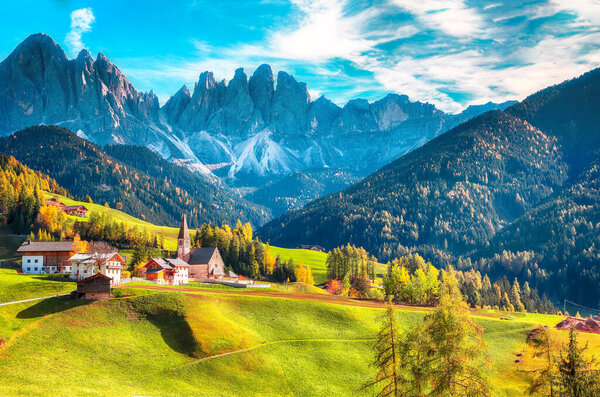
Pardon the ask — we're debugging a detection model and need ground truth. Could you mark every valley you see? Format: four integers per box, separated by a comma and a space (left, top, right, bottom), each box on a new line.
0, 277, 596, 396
0, 7, 600, 394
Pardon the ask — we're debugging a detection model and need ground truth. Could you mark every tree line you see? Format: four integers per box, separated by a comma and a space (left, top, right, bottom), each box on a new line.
366, 267, 599, 396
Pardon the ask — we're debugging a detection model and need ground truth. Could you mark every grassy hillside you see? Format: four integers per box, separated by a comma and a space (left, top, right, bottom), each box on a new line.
267, 245, 387, 285
45, 192, 347, 281
0, 288, 595, 396
45, 192, 180, 251
0, 269, 74, 304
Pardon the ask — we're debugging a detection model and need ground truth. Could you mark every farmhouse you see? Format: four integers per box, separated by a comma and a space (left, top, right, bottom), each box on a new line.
63, 205, 88, 217
297, 244, 326, 253
74, 274, 112, 300
68, 252, 126, 284
144, 258, 188, 285
46, 200, 65, 209
17, 240, 79, 274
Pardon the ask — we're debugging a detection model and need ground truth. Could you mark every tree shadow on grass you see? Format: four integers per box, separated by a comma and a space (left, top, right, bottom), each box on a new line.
143, 310, 200, 358
16, 297, 91, 319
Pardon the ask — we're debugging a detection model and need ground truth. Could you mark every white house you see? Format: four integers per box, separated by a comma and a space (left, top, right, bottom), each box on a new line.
68, 252, 126, 284
16, 241, 77, 274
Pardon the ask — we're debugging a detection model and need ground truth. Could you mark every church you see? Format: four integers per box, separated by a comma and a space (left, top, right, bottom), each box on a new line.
176, 214, 226, 280
143, 215, 225, 284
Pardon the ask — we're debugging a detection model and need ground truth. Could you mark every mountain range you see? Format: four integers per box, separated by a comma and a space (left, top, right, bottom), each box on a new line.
258, 68, 600, 307
0, 33, 512, 213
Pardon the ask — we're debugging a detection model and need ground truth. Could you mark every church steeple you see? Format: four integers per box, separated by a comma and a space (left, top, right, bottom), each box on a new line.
177, 214, 191, 262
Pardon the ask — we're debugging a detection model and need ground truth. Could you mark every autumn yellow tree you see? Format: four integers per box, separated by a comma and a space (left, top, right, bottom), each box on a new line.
263, 244, 276, 275
72, 233, 88, 253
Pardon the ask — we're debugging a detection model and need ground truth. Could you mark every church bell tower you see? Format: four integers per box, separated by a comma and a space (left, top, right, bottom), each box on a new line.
177, 214, 191, 262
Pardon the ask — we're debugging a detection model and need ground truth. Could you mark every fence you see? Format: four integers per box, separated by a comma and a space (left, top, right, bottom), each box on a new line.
0, 260, 19, 268
111, 277, 145, 286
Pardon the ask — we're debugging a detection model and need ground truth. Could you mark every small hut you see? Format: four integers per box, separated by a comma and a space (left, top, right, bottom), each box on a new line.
74, 274, 112, 300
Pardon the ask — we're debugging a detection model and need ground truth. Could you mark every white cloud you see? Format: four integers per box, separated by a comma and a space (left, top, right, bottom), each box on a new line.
65, 8, 95, 55
358, 32, 600, 113
117, 0, 600, 113
549, 0, 600, 26
391, 0, 485, 38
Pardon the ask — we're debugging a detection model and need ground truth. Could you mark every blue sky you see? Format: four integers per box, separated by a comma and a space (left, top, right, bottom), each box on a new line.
1, 0, 599, 113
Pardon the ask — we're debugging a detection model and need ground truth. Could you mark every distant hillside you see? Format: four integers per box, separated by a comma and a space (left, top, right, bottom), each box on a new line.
0, 126, 270, 227
259, 111, 568, 259
247, 168, 360, 217
258, 68, 600, 307
506, 68, 600, 175
472, 159, 600, 307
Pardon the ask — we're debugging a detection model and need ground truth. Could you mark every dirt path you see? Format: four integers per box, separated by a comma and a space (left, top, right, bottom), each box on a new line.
120, 284, 431, 311
175, 338, 375, 369
0, 294, 69, 307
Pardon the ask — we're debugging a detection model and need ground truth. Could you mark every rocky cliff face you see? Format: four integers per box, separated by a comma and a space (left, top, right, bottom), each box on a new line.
0, 33, 513, 187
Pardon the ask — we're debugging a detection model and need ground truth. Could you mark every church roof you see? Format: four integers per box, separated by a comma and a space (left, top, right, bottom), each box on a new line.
178, 214, 190, 240
188, 247, 218, 265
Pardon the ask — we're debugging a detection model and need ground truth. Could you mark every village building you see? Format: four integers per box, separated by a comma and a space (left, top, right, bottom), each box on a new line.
62, 205, 88, 217
188, 247, 225, 280
17, 240, 78, 274
143, 215, 224, 283
46, 200, 65, 209
74, 274, 112, 300
297, 244, 326, 253
144, 258, 188, 285
177, 215, 225, 280
68, 252, 126, 284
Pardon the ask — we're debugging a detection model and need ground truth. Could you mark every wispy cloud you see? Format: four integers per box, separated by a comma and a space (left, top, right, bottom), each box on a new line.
114, 0, 600, 113
65, 7, 95, 55
391, 0, 485, 38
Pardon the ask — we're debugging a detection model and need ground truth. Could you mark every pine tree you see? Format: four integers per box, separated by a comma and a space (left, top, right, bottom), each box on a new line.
528, 326, 556, 396
555, 328, 600, 397
364, 303, 401, 396
425, 267, 490, 396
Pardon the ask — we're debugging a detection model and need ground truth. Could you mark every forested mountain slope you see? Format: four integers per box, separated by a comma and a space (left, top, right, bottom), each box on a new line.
0, 126, 269, 227
259, 68, 600, 307
259, 111, 568, 260
506, 68, 600, 175
472, 159, 600, 307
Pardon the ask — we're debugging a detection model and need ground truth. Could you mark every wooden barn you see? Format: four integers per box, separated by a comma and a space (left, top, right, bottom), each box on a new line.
74, 274, 112, 300
297, 244, 326, 252
63, 205, 88, 217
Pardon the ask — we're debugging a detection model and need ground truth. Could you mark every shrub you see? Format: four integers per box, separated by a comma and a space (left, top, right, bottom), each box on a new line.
326, 279, 344, 295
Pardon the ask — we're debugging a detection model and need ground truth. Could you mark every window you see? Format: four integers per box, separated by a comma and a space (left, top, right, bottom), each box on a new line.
26, 267, 31, 272
34, 259, 38, 263
26, 259, 31, 263
34, 267, 38, 272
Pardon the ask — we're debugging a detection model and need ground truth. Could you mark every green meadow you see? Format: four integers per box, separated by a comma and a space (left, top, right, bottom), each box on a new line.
0, 275, 596, 396
0, 269, 74, 304
267, 245, 387, 285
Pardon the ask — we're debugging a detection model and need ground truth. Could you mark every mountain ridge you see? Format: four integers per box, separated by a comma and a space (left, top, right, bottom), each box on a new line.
0, 33, 514, 188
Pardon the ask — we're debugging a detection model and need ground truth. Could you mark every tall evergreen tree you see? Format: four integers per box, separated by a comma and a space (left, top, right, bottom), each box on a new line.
365, 303, 401, 397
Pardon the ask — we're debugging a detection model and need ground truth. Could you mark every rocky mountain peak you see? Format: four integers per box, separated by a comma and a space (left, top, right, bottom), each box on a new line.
270, 71, 311, 134
249, 64, 274, 124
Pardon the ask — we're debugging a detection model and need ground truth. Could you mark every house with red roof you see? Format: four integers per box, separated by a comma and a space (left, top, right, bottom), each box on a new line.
144, 257, 189, 285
